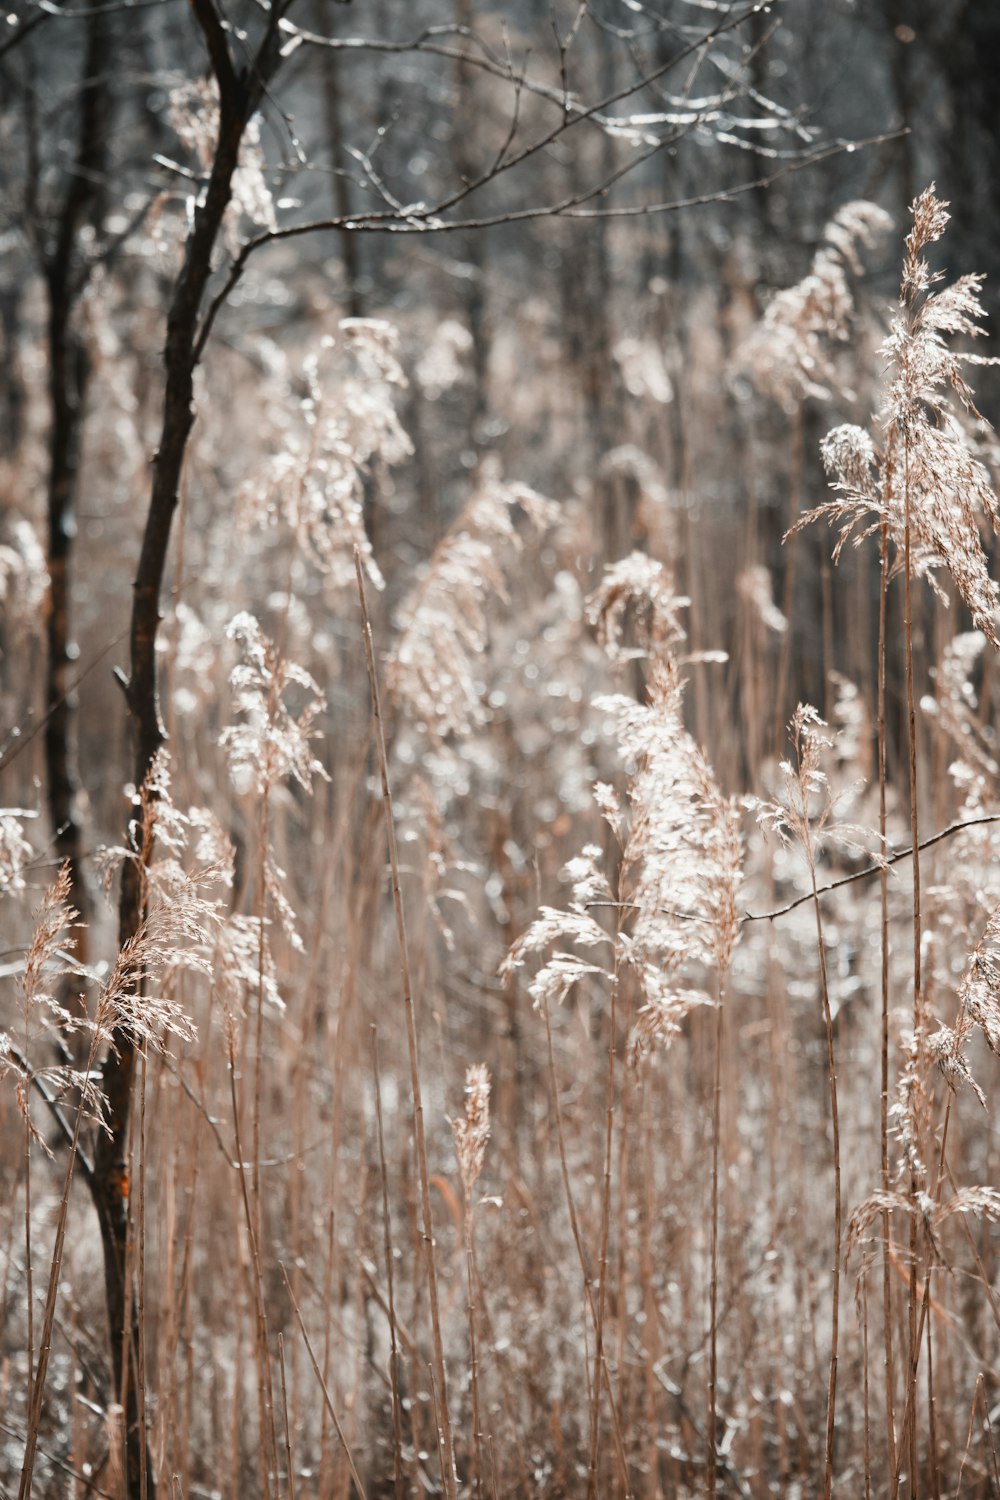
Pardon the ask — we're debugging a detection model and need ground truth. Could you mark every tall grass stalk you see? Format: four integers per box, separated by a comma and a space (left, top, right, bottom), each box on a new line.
281, 1263, 369, 1500
371, 1026, 406, 1500
537, 983, 633, 1495
17, 1065, 91, 1500
227, 1024, 278, 1500
451, 1062, 492, 1500
878, 517, 898, 1495
707, 977, 724, 1500
796, 184, 1000, 1492
805, 798, 841, 1500
588, 943, 623, 1500
354, 548, 457, 1500
901, 429, 923, 1500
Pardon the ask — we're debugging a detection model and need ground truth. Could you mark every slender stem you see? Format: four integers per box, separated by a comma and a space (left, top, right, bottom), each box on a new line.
862, 1274, 872, 1500
17, 1039, 96, 1500
773, 405, 804, 756
354, 551, 457, 1500
280, 1265, 369, 1500
588, 948, 623, 1500
707, 977, 725, 1500
248, 776, 280, 1492
23, 1085, 33, 1390
136, 1048, 148, 1500
806, 839, 841, 1500
890, 1102, 953, 1498
538, 986, 632, 1494
902, 428, 922, 1498
371, 1027, 406, 1500
878, 518, 898, 1496
278, 1333, 296, 1500
464, 1212, 486, 1500
228, 1047, 278, 1500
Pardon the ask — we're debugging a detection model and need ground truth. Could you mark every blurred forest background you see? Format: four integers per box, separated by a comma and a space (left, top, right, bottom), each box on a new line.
3, 2, 1000, 1497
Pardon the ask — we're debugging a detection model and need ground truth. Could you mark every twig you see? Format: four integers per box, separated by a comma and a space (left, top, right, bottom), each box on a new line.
193, 128, 903, 363
0, 629, 128, 774
2, 1040, 95, 1183
280, 1263, 369, 1500
589, 812, 1000, 926
0, 1416, 119, 1499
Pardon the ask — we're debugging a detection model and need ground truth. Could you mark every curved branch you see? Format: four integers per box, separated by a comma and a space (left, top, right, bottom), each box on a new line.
588, 811, 1000, 927
2, 1040, 96, 1184
743, 812, 1000, 924
194, 129, 902, 363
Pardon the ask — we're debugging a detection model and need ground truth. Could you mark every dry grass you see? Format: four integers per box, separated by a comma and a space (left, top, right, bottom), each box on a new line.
4, 186, 1000, 1500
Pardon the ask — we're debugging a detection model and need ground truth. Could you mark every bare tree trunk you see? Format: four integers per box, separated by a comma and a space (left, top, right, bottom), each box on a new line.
90, 11, 286, 1495
454, 0, 491, 451
42, 8, 110, 996
314, 0, 365, 320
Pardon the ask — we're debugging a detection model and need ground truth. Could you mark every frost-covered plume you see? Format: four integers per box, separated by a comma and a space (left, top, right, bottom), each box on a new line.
850, 1004, 1000, 1253
499, 844, 615, 1011
503, 558, 742, 1062
585, 549, 690, 663
955, 902, 1000, 1066
0, 517, 48, 725
598, 657, 743, 1060
451, 1063, 491, 1201
389, 461, 558, 739
95, 754, 228, 1049
795, 187, 1000, 644
415, 318, 473, 399
0, 866, 100, 1149
922, 630, 999, 785
0, 810, 35, 895
220, 614, 328, 957
221, 612, 327, 800
738, 199, 890, 408
850, 891, 1000, 1252
236, 322, 411, 589
0, 516, 47, 617
737, 564, 788, 636
749, 703, 886, 869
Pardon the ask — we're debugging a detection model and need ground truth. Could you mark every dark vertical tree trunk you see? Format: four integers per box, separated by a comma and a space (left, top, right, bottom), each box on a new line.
88, 11, 286, 1495
934, 0, 1000, 320
314, 0, 365, 319
0, 288, 25, 454
454, 0, 491, 451
882, 0, 918, 216
42, 9, 111, 992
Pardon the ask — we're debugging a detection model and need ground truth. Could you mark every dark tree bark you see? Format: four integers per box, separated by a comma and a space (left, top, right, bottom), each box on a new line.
89, 9, 289, 1496
42, 10, 111, 983
934, 1, 1000, 318
454, 0, 492, 450
0, 287, 25, 455
314, 0, 366, 320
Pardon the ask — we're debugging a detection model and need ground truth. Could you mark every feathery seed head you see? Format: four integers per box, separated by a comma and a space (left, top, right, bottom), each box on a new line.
452, 1063, 491, 1199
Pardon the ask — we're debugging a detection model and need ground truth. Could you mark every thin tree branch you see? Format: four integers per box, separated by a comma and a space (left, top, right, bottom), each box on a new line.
284, 0, 769, 151
0, 629, 128, 775
280, 1262, 370, 1500
2, 1040, 96, 1183
194, 129, 901, 363
744, 813, 1000, 923
588, 812, 1000, 926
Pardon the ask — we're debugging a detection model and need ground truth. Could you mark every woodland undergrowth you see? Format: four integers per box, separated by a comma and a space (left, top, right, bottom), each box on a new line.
4, 188, 1000, 1500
